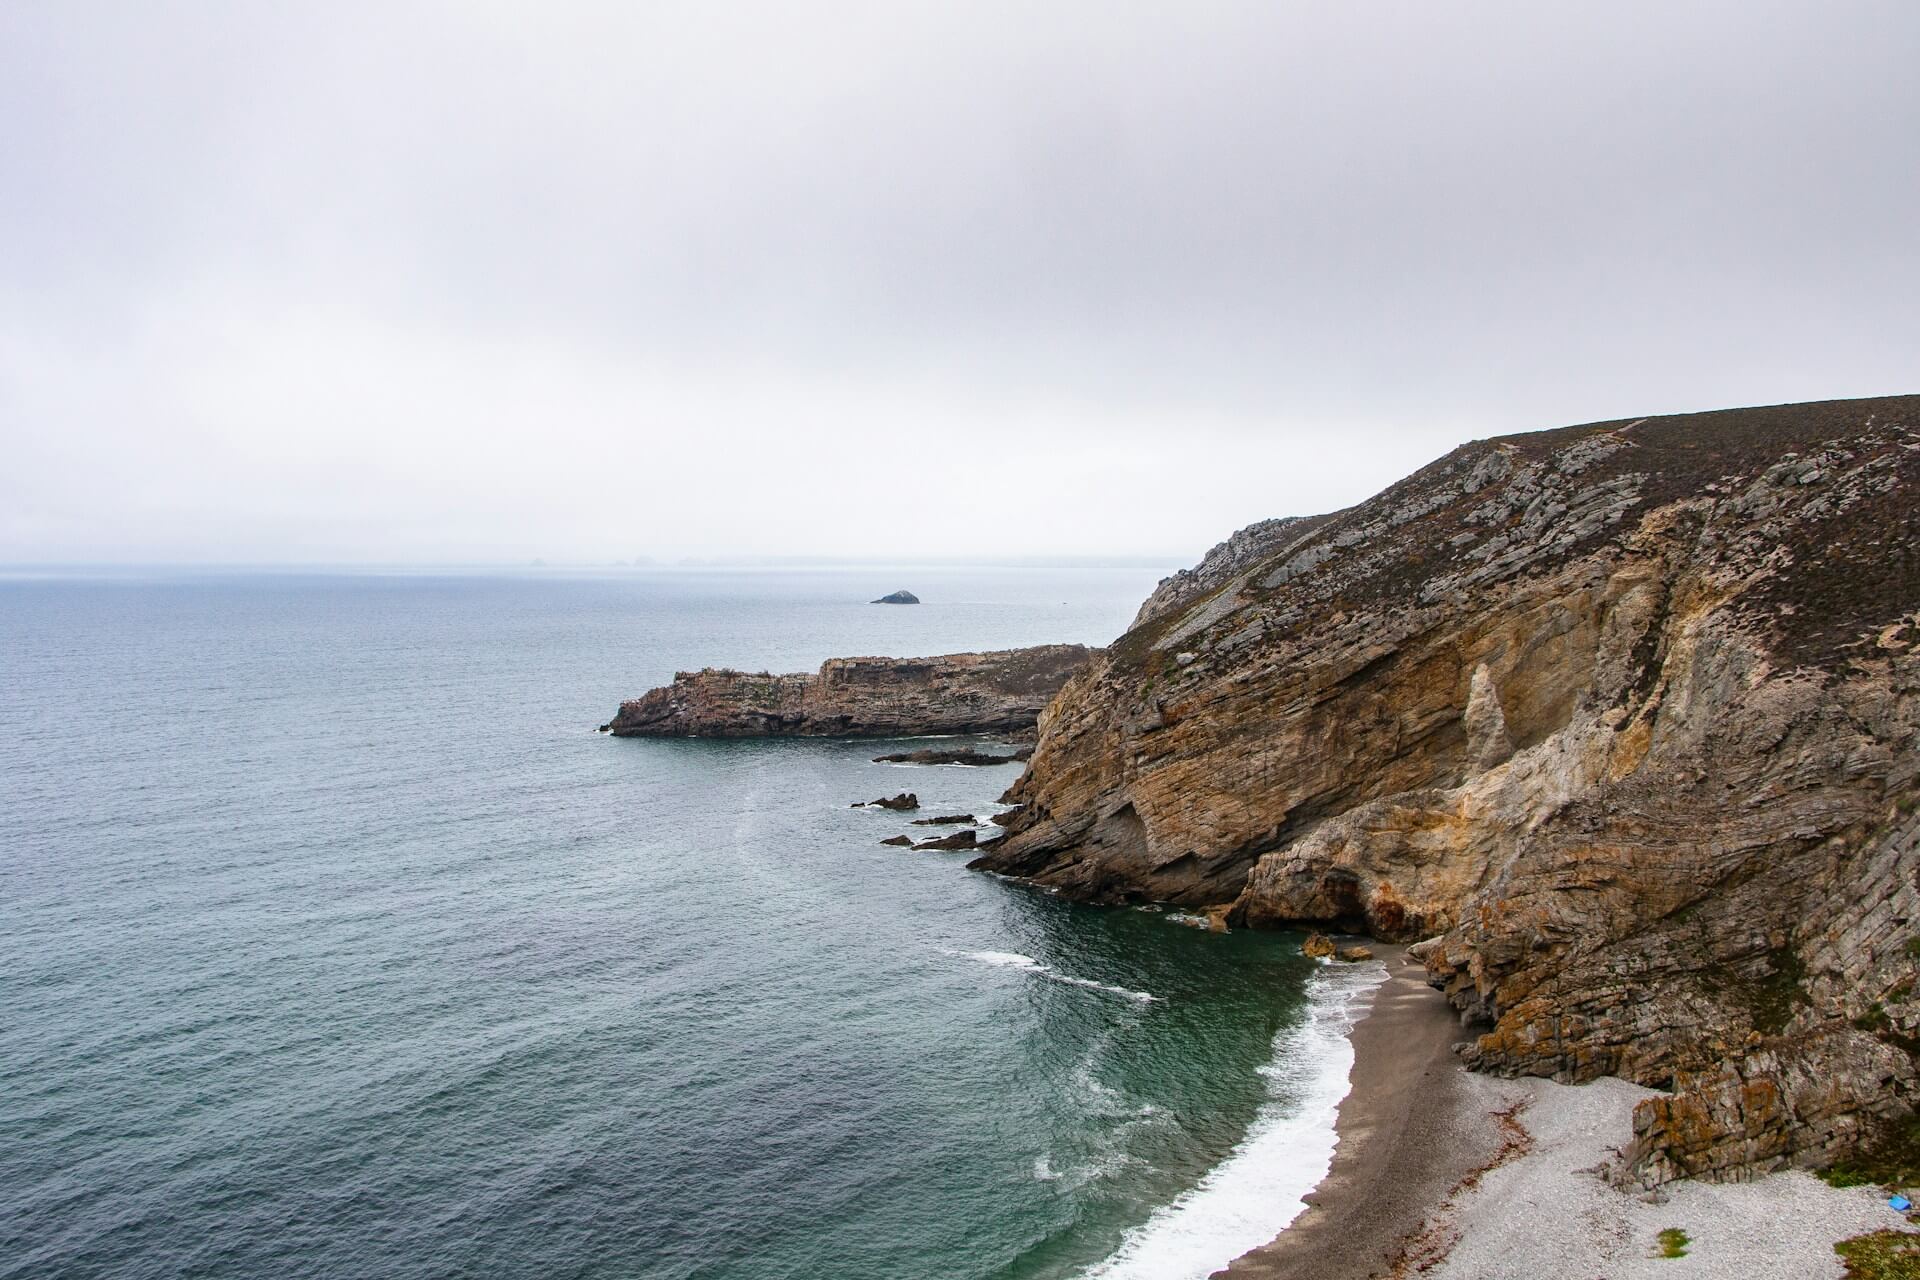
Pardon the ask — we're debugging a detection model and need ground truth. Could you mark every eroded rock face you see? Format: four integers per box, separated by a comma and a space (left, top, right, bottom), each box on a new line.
970, 395, 1920, 1183
607, 645, 1094, 737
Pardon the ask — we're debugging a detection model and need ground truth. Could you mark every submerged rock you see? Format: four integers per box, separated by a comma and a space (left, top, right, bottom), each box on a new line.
872, 590, 920, 604
911, 814, 977, 826
880, 835, 915, 847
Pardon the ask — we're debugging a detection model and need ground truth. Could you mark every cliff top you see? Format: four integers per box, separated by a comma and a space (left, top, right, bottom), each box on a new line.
1120, 394, 1920, 671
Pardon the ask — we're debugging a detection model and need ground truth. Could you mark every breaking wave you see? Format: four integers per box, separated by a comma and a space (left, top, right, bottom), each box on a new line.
1077, 959, 1386, 1279
959, 950, 1161, 1004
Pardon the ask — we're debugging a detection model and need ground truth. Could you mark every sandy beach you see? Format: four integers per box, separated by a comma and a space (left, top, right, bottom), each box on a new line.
1218, 948, 1909, 1280
1216, 947, 1501, 1280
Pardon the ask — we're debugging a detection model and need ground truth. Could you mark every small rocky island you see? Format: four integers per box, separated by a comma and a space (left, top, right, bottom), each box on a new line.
871, 590, 919, 604
604, 644, 1092, 737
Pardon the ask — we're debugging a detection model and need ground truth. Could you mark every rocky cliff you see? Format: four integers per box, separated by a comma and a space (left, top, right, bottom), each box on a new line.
607, 645, 1094, 738
971, 395, 1920, 1184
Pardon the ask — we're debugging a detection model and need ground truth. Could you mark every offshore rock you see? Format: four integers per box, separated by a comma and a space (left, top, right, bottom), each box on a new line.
856, 793, 919, 811
969, 395, 1920, 1183
872, 747, 1030, 766
872, 590, 920, 604
913, 828, 980, 851
608, 645, 1094, 738
1302, 932, 1337, 959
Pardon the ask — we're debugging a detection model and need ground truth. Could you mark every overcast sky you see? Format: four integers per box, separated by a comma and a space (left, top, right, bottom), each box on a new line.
3, 2, 1915, 564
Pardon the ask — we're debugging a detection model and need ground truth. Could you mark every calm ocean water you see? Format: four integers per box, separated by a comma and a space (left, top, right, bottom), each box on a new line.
1, 567, 1377, 1280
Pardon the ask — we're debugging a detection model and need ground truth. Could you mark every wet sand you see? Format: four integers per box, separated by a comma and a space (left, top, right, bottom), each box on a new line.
1213, 946, 1499, 1280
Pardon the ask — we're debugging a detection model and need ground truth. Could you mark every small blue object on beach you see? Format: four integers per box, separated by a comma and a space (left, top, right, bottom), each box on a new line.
1891, 1194, 1912, 1213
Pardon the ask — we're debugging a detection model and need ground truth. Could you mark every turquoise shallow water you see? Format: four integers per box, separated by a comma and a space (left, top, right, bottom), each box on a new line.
1, 567, 1358, 1280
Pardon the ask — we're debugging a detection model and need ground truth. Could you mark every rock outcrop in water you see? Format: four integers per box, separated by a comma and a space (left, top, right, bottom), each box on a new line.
856, 793, 919, 811
971, 395, 1920, 1185
872, 747, 1031, 766
607, 645, 1094, 738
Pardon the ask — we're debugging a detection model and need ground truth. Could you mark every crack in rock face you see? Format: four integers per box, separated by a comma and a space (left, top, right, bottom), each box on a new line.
1464, 663, 1515, 771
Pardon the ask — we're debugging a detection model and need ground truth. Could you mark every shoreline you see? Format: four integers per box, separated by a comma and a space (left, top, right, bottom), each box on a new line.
1215, 945, 1907, 1280
1214, 945, 1497, 1280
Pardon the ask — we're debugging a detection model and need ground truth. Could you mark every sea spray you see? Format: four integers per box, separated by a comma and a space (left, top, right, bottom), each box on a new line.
1077, 959, 1388, 1280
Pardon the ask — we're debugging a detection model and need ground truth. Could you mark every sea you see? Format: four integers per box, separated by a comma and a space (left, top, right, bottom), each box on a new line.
0, 566, 1383, 1280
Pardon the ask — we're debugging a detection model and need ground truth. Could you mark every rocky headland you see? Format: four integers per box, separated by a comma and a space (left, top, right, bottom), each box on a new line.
972, 394, 1920, 1186
606, 644, 1093, 738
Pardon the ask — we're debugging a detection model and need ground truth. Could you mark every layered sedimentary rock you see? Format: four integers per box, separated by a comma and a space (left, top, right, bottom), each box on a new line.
607, 645, 1093, 738
1129, 514, 1330, 629
972, 395, 1920, 1183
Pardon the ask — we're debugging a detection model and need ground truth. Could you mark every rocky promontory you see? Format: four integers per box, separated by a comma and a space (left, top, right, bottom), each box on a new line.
972, 394, 1920, 1185
607, 644, 1093, 738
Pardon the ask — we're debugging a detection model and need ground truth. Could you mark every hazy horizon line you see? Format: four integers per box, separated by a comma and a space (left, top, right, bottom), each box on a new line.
0, 554, 1190, 575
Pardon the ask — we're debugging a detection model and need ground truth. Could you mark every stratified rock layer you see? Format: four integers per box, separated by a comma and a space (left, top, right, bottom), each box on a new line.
971, 395, 1920, 1184
608, 645, 1093, 738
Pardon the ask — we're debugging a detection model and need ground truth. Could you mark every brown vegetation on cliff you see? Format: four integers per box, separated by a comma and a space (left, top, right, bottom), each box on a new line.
971, 395, 1920, 1184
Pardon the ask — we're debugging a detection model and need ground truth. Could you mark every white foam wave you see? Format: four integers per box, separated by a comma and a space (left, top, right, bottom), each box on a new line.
1077, 960, 1387, 1280
961, 950, 1159, 1004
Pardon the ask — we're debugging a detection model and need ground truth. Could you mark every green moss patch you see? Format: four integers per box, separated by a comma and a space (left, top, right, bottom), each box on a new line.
1823, 1118, 1920, 1192
1834, 1229, 1920, 1279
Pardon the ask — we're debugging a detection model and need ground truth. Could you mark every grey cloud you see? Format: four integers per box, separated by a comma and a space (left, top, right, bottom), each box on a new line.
2, 1, 1915, 562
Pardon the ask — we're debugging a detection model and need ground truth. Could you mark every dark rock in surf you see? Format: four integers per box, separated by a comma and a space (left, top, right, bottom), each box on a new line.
912, 828, 979, 851
854, 792, 919, 811
872, 747, 1028, 767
